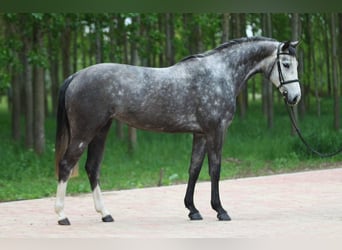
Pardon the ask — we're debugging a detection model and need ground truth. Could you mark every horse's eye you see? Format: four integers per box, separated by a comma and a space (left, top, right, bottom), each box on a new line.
283, 63, 290, 68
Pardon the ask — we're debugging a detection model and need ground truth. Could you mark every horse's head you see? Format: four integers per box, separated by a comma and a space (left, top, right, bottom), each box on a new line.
267, 41, 301, 106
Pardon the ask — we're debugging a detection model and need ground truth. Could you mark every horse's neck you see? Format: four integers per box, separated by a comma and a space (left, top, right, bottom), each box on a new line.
221, 41, 277, 93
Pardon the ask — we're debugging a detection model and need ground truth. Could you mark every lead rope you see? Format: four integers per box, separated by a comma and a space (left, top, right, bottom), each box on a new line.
284, 99, 342, 158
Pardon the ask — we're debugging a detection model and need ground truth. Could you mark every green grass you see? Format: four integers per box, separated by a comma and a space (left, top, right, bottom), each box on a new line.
1, 97, 342, 202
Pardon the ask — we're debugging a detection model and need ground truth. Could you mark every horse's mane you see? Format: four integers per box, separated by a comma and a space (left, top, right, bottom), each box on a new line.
180, 36, 278, 62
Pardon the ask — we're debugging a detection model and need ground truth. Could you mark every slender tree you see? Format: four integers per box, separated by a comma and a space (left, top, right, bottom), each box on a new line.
61, 14, 72, 80
234, 13, 248, 119
261, 13, 274, 129
47, 14, 61, 116
3, 15, 22, 141
338, 13, 342, 96
331, 13, 340, 130
19, 14, 35, 149
165, 13, 175, 66
95, 16, 103, 64
32, 15, 46, 155
290, 13, 301, 135
221, 13, 230, 43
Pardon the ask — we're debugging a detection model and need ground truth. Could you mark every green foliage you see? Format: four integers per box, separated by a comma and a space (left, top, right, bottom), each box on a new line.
0, 40, 12, 95
28, 49, 48, 68
0, 39, 11, 93
0, 73, 10, 95
271, 14, 292, 41
291, 108, 342, 158
292, 130, 342, 157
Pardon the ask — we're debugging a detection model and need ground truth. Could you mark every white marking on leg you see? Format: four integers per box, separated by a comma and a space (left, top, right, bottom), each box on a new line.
55, 181, 68, 221
93, 185, 110, 218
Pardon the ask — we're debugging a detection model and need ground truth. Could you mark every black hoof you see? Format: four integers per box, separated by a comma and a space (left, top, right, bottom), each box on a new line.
217, 212, 231, 221
58, 218, 71, 225
188, 212, 203, 220
102, 215, 114, 222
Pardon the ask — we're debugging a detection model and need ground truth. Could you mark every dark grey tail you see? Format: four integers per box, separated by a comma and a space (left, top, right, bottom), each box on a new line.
55, 74, 75, 178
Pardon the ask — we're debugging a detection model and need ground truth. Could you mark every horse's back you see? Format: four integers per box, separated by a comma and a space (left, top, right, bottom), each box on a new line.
64, 63, 203, 133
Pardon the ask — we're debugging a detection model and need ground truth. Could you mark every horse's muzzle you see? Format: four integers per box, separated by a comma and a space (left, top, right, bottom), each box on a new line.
282, 90, 301, 106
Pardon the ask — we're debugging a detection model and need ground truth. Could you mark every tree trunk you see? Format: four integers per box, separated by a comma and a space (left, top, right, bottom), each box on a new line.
158, 14, 165, 67
331, 13, 340, 130
194, 15, 203, 53
23, 39, 34, 148
306, 14, 320, 117
324, 15, 332, 97
95, 18, 103, 64
338, 13, 342, 96
165, 13, 175, 66
20, 18, 34, 149
61, 16, 72, 79
221, 13, 230, 42
6, 20, 21, 141
262, 13, 274, 129
235, 13, 248, 119
33, 22, 45, 155
291, 13, 301, 135
72, 19, 78, 73
48, 31, 60, 116
183, 13, 203, 54
11, 71, 21, 141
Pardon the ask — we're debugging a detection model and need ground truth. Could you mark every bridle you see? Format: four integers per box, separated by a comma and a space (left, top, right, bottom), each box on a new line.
267, 43, 300, 97
269, 43, 342, 157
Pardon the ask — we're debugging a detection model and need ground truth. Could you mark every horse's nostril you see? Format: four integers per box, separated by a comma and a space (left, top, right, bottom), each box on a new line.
294, 94, 301, 103
290, 95, 301, 105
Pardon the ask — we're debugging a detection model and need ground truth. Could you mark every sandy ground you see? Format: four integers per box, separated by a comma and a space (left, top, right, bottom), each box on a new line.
1, 168, 342, 238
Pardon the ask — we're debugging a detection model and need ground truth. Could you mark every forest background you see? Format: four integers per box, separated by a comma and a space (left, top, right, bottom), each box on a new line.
1, 13, 342, 201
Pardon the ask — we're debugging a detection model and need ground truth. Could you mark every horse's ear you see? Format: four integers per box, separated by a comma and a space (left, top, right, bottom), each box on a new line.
290, 41, 299, 48
281, 40, 299, 52
281, 41, 290, 51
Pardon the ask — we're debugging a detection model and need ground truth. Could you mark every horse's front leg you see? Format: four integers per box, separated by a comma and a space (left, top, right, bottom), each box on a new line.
184, 133, 207, 220
206, 129, 231, 221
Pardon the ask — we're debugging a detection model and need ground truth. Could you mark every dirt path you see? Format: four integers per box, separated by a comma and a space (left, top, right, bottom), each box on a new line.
1, 168, 342, 238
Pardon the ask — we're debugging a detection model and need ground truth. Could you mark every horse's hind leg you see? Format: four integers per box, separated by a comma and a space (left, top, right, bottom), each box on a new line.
85, 120, 114, 222
184, 133, 207, 220
55, 139, 87, 225
55, 180, 69, 225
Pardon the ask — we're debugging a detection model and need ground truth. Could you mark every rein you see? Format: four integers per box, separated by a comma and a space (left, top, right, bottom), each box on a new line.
284, 100, 342, 158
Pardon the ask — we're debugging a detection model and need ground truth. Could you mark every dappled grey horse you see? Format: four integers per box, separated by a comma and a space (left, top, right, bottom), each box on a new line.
55, 36, 301, 225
